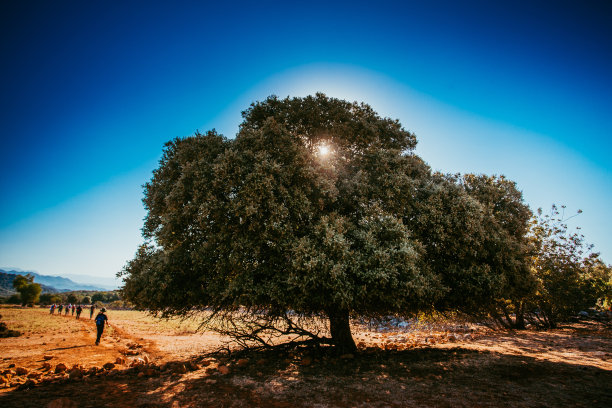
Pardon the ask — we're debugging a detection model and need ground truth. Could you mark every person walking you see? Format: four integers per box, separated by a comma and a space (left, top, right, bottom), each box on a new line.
49, 304, 55, 315
94, 308, 108, 345
58, 304, 63, 315
89, 304, 95, 319
65, 304, 70, 316
71, 304, 75, 316
76, 305, 82, 319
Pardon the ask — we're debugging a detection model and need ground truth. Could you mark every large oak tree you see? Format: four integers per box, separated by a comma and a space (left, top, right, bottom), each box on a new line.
121, 94, 532, 352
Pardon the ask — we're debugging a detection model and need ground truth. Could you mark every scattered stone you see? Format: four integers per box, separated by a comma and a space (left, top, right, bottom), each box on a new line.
115, 357, 126, 365
137, 372, 145, 378
43, 355, 54, 360
27, 372, 42, 379
143, 355, 150, 364
217, 365, 230, 375
174, 364, 187, 374
130, 358, 146, 367
0, 375, 8, 384
55, 363, 67, 373
200, 359, 212, 367
103, 362, 116, 370
47, 397, 78, 408
187, 361, 199, 371
205, 379, 217, 384
8, 363, 15, 368
43, 362, 52, 370
68, 369, 83, 380
236, 358, 249, 368
15, 367, 28, 376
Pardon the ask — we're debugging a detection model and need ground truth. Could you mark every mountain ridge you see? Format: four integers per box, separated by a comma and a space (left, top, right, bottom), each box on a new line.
0, 269, 114, 292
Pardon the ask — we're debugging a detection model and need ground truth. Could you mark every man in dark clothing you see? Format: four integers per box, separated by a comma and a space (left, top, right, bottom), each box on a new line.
76, 305, 82, 319
94, 308, 108, 345
90, 304, 95, 319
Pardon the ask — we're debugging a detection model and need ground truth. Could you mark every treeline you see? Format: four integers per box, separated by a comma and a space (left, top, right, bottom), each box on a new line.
0, 286, 125, 308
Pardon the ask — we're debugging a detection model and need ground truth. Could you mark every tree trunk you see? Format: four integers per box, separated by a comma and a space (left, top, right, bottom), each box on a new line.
515, 301, 526, 330
327, 309, 356, 354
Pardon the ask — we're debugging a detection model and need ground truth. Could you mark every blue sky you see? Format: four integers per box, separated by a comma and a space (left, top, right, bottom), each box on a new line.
1, 0, 611, 283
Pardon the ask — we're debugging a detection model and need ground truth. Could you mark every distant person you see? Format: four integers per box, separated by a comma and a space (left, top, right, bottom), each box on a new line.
65, 304, 70, 316
76, 305, 82, 319
94, 308, 109, 345
49, 304, 55, 315
71, 304, 75, 316
90, 304, 95, 319
58, 304, 63, 314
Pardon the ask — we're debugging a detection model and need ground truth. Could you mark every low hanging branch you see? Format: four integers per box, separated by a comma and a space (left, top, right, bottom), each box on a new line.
203, 307, 333, 353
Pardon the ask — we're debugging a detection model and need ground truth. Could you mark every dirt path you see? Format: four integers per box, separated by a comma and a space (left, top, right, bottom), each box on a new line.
0, 310, 160, 392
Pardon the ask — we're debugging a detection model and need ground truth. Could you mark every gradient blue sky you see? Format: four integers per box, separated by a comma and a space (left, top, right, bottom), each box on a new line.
1, 0, 611, 284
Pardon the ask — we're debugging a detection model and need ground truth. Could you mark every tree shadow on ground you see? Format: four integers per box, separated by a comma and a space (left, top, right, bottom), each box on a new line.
1, 346, 610, 408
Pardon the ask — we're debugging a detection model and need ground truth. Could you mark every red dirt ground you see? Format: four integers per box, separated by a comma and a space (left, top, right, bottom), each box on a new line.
1, 307, 610, 407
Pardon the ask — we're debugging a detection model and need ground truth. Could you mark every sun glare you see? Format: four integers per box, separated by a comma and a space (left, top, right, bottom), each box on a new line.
318, 144, 330, 157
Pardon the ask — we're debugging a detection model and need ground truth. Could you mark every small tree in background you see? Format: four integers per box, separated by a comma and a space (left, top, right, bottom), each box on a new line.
66, 293, 79, 304
12, 274, 42, 306
527, 205, 612, 328
82, 296, 92, 305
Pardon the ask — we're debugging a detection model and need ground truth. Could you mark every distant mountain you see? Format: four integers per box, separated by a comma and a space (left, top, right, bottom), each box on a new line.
0, 271, 60, 295
62, 273, 119, 291
0, 269, 110, 292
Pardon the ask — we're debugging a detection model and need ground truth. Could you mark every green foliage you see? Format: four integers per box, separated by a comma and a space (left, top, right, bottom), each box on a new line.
12, 274, 42, 305
91, 291, 120, 303
527, 205, 612, 328
121, 94, 534, 351
82, 296, 92, 304
39, 293, 63, 305
66, 293, 79, 304
5, 294, 22, 305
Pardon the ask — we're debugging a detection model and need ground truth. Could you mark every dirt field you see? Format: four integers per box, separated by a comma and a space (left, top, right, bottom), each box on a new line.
0, 306, 610, 407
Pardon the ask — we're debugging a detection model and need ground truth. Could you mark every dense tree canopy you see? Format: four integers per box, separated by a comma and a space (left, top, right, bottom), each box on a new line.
121, 94, 534, 352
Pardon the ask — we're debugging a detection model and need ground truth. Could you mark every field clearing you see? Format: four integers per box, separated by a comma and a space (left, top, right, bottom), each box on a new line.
0, 306, 611, 407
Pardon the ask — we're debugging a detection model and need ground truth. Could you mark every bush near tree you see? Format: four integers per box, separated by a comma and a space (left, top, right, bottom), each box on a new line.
5, 294, 22, 305
121, 94, 540, 352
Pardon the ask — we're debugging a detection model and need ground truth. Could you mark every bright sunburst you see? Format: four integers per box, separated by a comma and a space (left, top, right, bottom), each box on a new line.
318, 144, 330, 157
